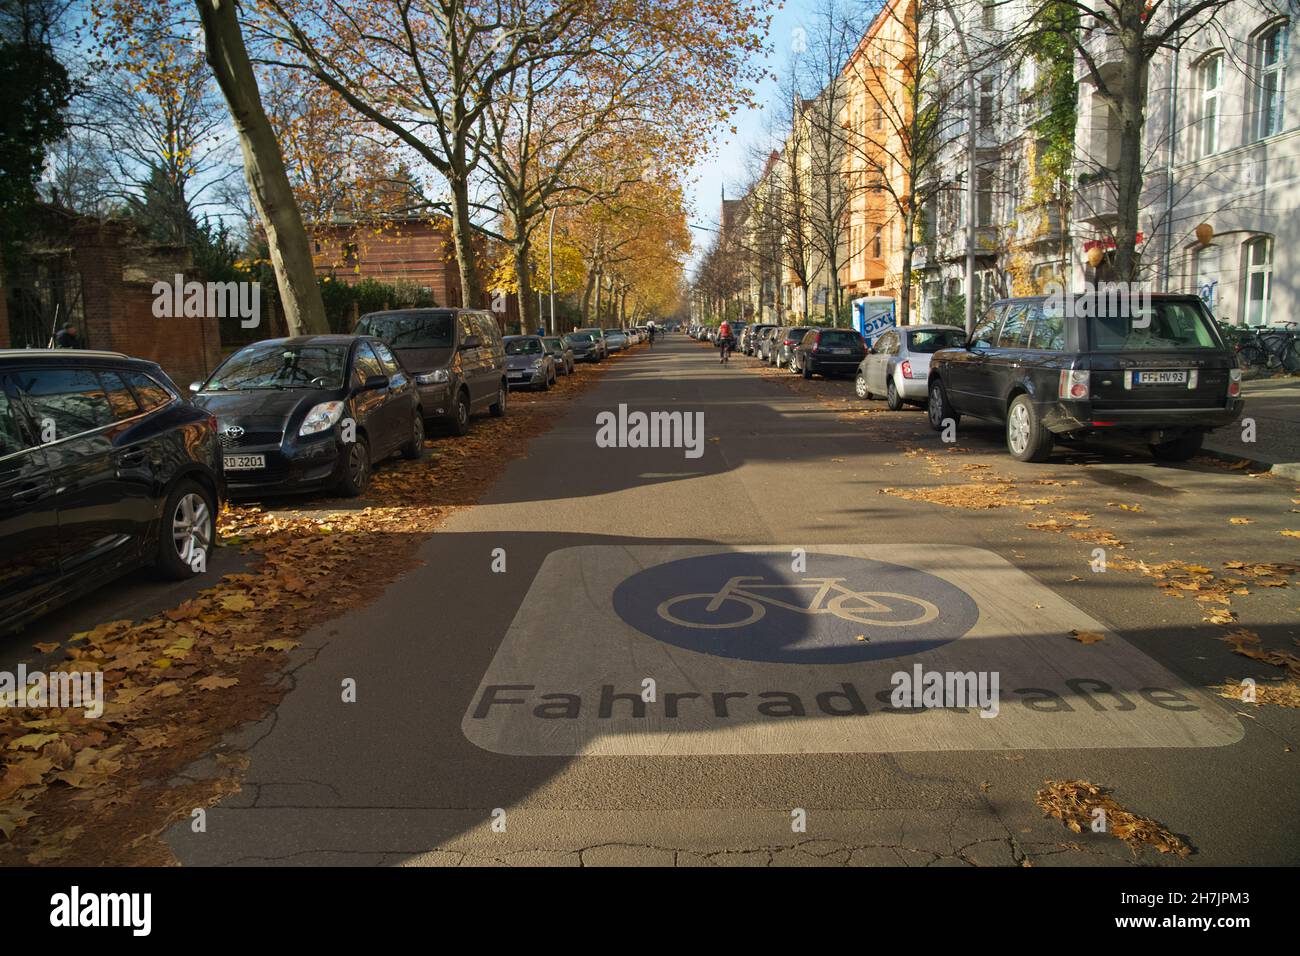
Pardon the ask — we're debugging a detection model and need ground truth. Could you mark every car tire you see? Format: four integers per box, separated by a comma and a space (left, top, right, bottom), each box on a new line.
928, 379, 960, 432
855, 374, 871, 400
336, 436, 371, 497
886, 378, 904, 411
400, 411, 425, 460
1006, 394, 1053, 462
489, 383, 507, 417
154, 479, 216, 581
449, 388, 471, 435
1149, 430, 1204, 462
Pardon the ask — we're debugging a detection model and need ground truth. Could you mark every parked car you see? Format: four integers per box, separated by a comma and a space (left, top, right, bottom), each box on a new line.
192, 335, 422, 498
605, 330, 629, 353
0, 350, 225, 631
572, 327, 609, 360
354, 308, 507, 435
760, 327, 785, 363
776, 327, 815, 368
857, 324, 966, 410
743, 324, 775, 355
927, 294, 1244, 463
544, 336, 575, 375
792, 327, 868, 378
503, 335, 557, 389
567, 331, 602, 362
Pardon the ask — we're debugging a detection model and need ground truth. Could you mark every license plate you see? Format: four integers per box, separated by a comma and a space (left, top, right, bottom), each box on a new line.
1134, 370, 1188, 385
223, 454, 265, 471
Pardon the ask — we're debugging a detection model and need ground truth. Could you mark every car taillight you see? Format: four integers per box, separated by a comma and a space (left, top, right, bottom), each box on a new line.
1058, 368, 1089, 400
900, 360, 914, 379
1228, 368, 1241, 397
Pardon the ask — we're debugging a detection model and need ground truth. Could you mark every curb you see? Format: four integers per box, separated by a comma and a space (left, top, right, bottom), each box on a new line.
1199, 446, 1300, 480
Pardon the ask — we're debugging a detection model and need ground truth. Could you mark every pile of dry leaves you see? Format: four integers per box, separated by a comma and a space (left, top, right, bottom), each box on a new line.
1035, 779, 1192, 858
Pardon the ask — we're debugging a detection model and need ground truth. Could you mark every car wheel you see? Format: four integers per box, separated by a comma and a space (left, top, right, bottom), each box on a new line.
155, 479, 216, 580
449, 389, 471, 435
489, 383, 507, 417
1006, 395, 1053, 462
886, 377, 904, 411
337, 436, 371, 497
928, 379, 960, 432
400, 411, 425, 460
855, 374, 871, 400
1150, 430, 1204, 462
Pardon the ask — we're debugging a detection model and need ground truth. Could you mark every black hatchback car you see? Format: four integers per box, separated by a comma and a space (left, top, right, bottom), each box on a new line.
1, 350, 223, 631
353, 308, 508, 435
191, 335, 423, 498
792, 327, 869, 378
927, 293, 1244, 462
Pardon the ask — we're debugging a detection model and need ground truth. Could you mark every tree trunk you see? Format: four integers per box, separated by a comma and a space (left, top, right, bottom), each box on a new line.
900, 210, 915, 327
593, 269, 603, 327
195, 0, 327, 335
1112, 19, 1147, 283
580, 266, 596, 323
448, 173, 484, 308
513, 238, 537, 332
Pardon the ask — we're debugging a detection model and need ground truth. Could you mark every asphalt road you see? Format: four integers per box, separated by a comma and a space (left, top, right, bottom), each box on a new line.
162, 335, 1300, 866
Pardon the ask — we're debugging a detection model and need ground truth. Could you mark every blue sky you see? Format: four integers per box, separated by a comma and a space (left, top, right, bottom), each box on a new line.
684, 0, 819, 272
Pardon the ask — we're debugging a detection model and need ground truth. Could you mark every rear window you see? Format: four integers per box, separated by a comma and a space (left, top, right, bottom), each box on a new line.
819, 330, 862, 346
355, 311, 455, 348
1087, 301, 1220, 351
505, 338, 543, 355
908, 329, 965, 352
569, 333, 592, 342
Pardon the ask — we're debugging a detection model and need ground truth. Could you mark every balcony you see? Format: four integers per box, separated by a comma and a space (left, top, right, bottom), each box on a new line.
1073, 168, 1118, 226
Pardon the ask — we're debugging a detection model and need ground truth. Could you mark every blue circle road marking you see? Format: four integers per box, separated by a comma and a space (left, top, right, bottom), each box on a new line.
611, 551, 979, 664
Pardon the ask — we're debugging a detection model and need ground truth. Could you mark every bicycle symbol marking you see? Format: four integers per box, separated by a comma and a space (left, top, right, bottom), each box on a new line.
656, 575, 940, 630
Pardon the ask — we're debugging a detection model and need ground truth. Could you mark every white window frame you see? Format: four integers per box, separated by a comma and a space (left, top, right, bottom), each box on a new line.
1195, 53, 1222, 157
1242, 236, 1273, 327
1254, 22, 1289, 141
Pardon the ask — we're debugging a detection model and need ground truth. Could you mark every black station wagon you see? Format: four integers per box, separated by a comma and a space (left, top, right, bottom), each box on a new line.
927, 293, 1244, 462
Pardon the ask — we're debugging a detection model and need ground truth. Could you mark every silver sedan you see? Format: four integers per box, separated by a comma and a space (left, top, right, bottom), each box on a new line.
856, 324, 967, 410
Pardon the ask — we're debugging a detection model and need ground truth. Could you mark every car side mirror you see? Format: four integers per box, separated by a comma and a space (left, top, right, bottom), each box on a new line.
360, 374, 389, 392
460, 335, 482, 350
188, 381, 202, 393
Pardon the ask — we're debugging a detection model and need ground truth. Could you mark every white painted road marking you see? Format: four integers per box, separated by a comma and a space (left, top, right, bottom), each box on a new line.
462, 545, 1244, 755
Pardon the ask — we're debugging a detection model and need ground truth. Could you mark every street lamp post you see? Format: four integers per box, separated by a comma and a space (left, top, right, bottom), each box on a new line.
548, 207, 557, 335
937, 0, 980, 336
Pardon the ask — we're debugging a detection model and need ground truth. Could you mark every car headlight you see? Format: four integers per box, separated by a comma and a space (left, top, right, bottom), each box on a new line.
416, 369, 450, 385
299, 401, 345, 436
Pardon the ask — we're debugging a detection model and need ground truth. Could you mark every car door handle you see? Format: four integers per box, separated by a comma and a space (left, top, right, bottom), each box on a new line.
117, 449, 148, 467
7, 481, 45, 501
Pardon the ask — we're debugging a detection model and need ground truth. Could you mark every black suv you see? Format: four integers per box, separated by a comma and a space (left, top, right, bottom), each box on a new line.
354, 308, 508, 435
1, 350, 223, 631
927, 293, 1244, 462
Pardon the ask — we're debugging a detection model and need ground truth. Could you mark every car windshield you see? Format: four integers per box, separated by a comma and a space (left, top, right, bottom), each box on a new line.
205, 343, 348, 390
505, 338, 543, 355
1088, 301, 1220, 351
355, 311, 454, 348
569, 333, 592, 343
544, 338, 563, 350
909, 329, 966, 352
819, 330, 861, 346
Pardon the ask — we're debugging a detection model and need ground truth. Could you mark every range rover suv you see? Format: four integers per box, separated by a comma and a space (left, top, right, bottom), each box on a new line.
927, 293, 1244, 462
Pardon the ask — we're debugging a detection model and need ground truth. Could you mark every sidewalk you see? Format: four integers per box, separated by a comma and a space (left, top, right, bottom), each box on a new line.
1202, 376, 1300, 479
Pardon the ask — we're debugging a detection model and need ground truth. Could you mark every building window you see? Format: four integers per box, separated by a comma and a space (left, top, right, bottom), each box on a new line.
1243, 237, 1272, 326
873, 225, 882, 258
874, 103, 884, 130
981, 0, 995, 30
979, 76, 995, 129
1254, 22, 1289, 140
1194, 53, 1222, 157
342, 241, 359, 265
977, 169, 994, 226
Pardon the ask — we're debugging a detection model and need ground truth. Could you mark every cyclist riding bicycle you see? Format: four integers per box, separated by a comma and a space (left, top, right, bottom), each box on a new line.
717, 320, 735, 364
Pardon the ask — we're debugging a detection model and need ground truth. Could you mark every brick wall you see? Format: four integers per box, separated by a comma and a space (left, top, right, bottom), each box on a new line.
68, 220, 223, 388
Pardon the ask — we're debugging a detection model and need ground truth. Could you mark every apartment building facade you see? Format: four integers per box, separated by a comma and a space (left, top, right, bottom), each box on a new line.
1071, 0, 1295, 328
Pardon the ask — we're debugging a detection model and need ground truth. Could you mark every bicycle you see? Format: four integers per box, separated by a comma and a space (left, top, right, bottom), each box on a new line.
1235, 322, 1299, 372
656, 575, 939, 629
718, 337, 733, 365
